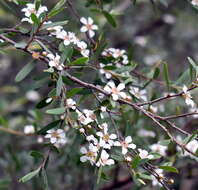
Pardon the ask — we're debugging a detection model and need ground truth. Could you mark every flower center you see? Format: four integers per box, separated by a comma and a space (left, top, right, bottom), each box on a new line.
121, 141, 128, 148
103, 134, 110, 141
30, 8, 36, 14
52, 132, 60, 138
86, 24, 92, 30
111, 87, 119, 94
86, 151, 95, 157
64, 35, 69, 41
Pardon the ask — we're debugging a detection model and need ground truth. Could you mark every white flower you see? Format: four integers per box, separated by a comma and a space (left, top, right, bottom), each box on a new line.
138, 149, 154, 159
192, 0, 198, 6
144, 54, 161, 65
137, 129, 156, 138
86, 135, 99, 146
182, 85, 195, 107
99, 63, 112, 79
185, 139, 198, 156
56, 30, 78, 46
96, 150, 115, 167
96, 124, 117, 149
122, 55, 129, 65
66, 98, 76, 110
0, 39, 4, 43
47, 53, 64, 71
21, 3, 48, 24
150, 144, 167, 156
104, 81, 126, 101
152, 169, 163, 186
80, 17, 98, 38
37, 137, 44, 143
77, 41, 90, 57
103, 48, 126, 59
129, 87, 147, 101
26, 90, 40, 101
80, 143, 98, 165
45, 129, 67, 147
100, 106, 107, 112
114, 136, 136, 155
24, 125, 35, 134
149, 105, 158, 113
134, 36, 147, 47
162, 14, 176, 24
44, 21, 63, 36
125, 156, 132, 162
77, 109, 96, 125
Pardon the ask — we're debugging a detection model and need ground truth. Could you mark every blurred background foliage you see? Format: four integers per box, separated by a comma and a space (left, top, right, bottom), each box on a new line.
0, 0, 198, 189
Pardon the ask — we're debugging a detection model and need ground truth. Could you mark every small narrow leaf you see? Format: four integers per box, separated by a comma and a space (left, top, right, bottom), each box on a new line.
36, 97, 52, 109
46, 107, 65, 115
163, 63, 170, 90
30, 13, 40, 25
97, 167, 103, 184
131, 156, 141, 169
188, 57, 198, 77
159, 166, 179, 173
15, 61, 35, 82
153, 67, 160, 79
19, 167, 41, 183
42, 169, 49, 190
56, 75, 63, 96
37, 120, 61, 135
42, 20, 68, 30
30, 151, 44, 159
69, 57, 89, 65
48, 0, 66, 18
102, 11, 117, 27
66, 88, 83, 98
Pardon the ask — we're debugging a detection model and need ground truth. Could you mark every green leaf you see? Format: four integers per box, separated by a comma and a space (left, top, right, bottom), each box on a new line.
66, 88, 83, 98
35, 0, 41, 11
42, 169, 49, 190
163, 63, 170, 90
56, 75, 63, 96
69, 57, 89, 65
183, 133, 198, 145
41, 20, 68, 30
30, 151, 44, 159
48, 0, 66, 18
115, 64, 137, 73
159, 139, 171, 146
188, 57, 198, 77
14, 42, 27, 49
159, 166, 179, 173
174, 69, 190, 85
15, 61, 35, 82
153, 67, 160, 79
102, 11, 117, 27
19, 167, 41, 183
46, 107, 65, 115
138, 173, 152, 180
131, 155, 141, 169
37, 120, 61, 135
97, 167, 103, 184
111, 154, 123, 161
60, 46, 73, 62
30, 13, 40, 25
36, 97, 52, 109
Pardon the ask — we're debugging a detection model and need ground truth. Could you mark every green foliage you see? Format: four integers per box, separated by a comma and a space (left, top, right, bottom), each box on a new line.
15, 61, 36, 82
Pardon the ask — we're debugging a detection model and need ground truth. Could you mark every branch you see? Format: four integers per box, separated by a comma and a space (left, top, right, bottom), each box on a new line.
1, 32, 196, 157
136, 86, 197, 106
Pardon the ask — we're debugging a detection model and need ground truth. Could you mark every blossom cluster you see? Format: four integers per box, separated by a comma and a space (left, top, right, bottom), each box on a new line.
19, 1, 198, 188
